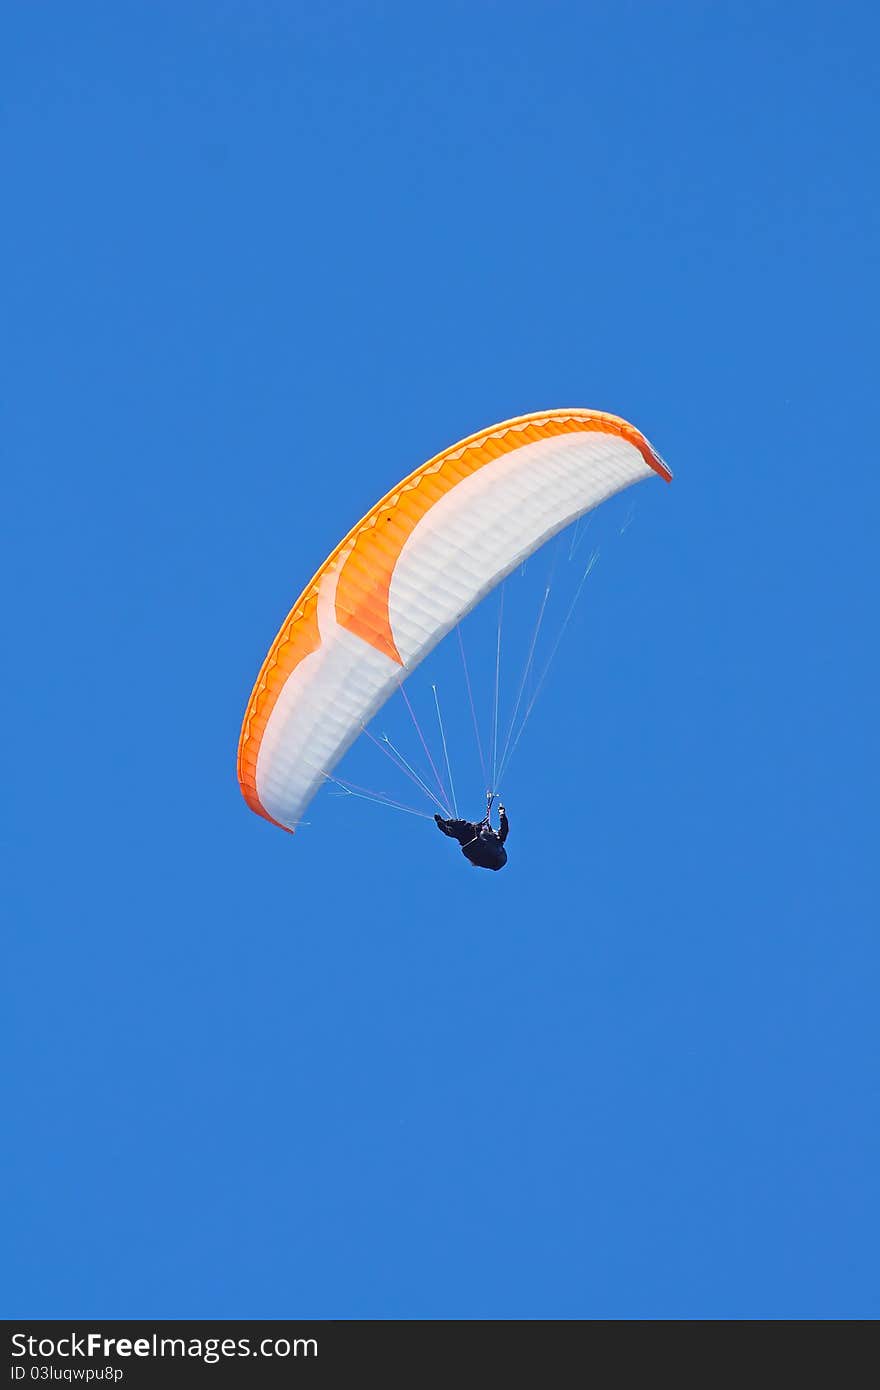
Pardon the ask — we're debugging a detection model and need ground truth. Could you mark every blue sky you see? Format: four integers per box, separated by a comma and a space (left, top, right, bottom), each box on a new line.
4, 1, 878, 1318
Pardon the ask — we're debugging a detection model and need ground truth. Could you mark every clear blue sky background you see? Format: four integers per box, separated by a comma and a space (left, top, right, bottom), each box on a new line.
4, 2, 878, 1319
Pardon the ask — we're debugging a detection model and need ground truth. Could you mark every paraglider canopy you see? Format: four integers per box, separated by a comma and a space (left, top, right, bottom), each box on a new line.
237, 408, 671, 832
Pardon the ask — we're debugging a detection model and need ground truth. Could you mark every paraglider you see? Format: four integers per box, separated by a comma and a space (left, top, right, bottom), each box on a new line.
434, 796, 509, 871
237, 408, 671, 836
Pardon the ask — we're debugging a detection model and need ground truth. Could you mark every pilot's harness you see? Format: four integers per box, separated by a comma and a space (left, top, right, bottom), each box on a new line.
462, 792, 498, 849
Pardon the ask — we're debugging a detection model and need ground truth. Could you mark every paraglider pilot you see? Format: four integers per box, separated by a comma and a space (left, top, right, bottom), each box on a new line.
434, 794, 509, 871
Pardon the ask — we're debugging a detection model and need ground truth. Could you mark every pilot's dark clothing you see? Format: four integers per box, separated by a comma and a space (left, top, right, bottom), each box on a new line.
434, 809, 509, 871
